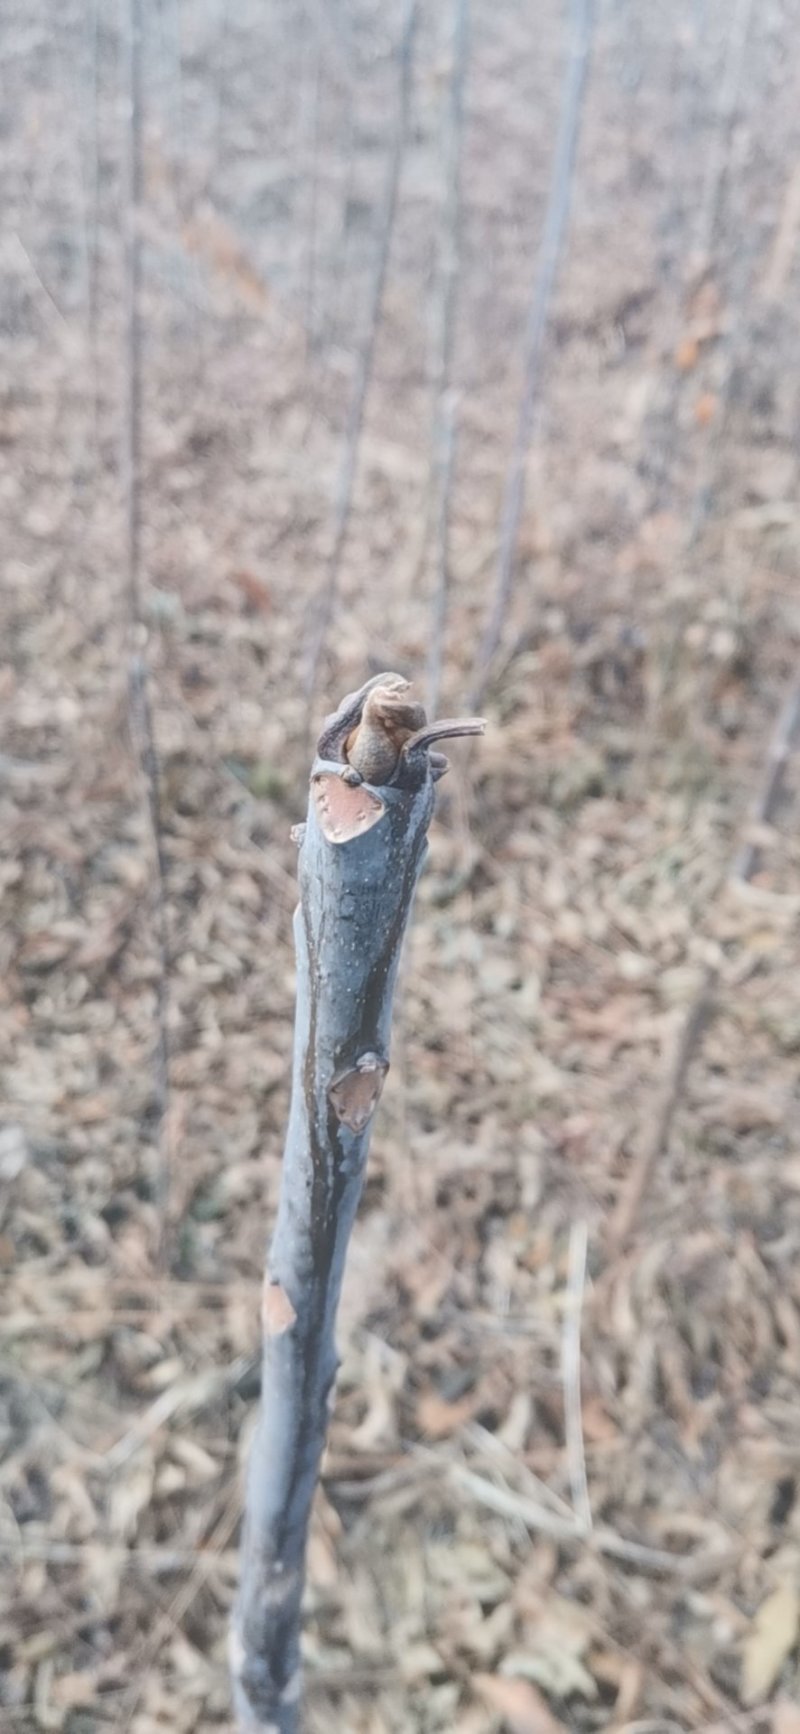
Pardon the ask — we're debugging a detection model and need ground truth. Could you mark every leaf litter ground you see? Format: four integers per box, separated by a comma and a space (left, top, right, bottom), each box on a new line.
2, 1, 800, 1729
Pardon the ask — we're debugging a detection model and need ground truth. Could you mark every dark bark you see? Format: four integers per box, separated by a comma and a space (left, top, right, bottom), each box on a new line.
231, 675, 483, 1732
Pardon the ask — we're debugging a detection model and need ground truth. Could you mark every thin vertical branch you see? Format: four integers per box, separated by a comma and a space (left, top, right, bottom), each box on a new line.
562, 1220, 591, 1532
470, 0, 595, 707
611, 668, 800, 1248
120, 1484, 243, 1733
10, 234, 70, 335
682, 0, 757, 546
77, 0, 101, 453
762, 161, 800, 306
638, 0, 759, 770
307, 0, 355, 82
426, 0, 469, 719
688, 0, 755, 277
153, 0, 186, 183
304, 0, 419, 702
730, 676, 800, 884
156, 0, 196, 318
640, 0, 755, 517
608, 979, 717, 1250
123, 0, 172, 1265
207, 0, 229, 196
304, 40, 322, 352
122, 0, 143, 614
427, 394, 457, 719
305, 0, 357, 353
683, 245, 758, 551
316, 97, 355, 353
88, 0, 101, 352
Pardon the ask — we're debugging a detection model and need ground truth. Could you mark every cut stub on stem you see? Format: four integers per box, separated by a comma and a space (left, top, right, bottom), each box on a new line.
312, 774, 384, 842
262, 1280, 297, 1338
329, 1052, 388, 1132
231, 676, 483, 1734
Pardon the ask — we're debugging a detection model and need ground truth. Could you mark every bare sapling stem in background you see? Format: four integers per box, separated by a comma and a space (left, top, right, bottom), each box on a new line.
231, 674, 484, 1732
470, 0, 594, 705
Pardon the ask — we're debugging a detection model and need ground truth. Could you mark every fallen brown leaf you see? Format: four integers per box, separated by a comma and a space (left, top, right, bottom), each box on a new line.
773, 1700, 800, 1734
694, 390, 717, 426
231, 568, 273, 612
674, 335, 699, 371
580, 1394, 619, 1444
589, 1648, 643, 1721
741, 1581, 800, 1705
416, 1388, 477, 1439
183, 210, 271, 308
52, 1670, 96, 1709
473, 1673, 568, 1733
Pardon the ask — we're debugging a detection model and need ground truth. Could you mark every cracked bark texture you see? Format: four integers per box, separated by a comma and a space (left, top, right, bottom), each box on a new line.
231, 676, 483, 1732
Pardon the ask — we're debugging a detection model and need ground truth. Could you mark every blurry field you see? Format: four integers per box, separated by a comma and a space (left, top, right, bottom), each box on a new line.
2, 1, 800, 1729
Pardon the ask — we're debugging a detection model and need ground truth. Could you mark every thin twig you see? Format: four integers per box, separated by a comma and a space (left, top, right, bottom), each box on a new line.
427, 392, 457, 718
684, 0, 760, 547
7, 1267, 263, 1297
351, 1443, 730, 1579
311, 4, 358, 355
123, 0, 172, 1268
10, 233, 70, 335
76, 0, 101, 452
562, 1219, 592, 1531
0, 1306, 234, 1335
730, 676, 800, 883
688, 0, 755, 278
609, 972, 717, 1250
683, 260, 755, 548
155, 0, 199, 327
121, 1483, 242, 1733
304, 0, 418, 702
613, 667, 800, 1245
1, 1538, 238, 1572
447, 1462, 732, 1580
623, 1713, 771, 1734
306, 0, 355, 83
761, 161, 800, 303
104, 1355, 255, 1470
304, 39, 322, 352
642, 0, 755, 519
127, 657, 172, 1262
207, 0, 229, 195
122, 0, 143, 618
426, 0, 469, 718
463, 1420, 576, 1520
316, 97, 355, 353
611, 1723, 685, 1734
470, 0, 595, 707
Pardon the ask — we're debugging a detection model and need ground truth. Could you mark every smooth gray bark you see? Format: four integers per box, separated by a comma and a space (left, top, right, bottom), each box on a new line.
231, 676, 482, 1732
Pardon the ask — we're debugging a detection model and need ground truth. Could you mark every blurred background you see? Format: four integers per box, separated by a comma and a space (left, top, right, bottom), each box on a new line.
2, 0, 800, 1728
